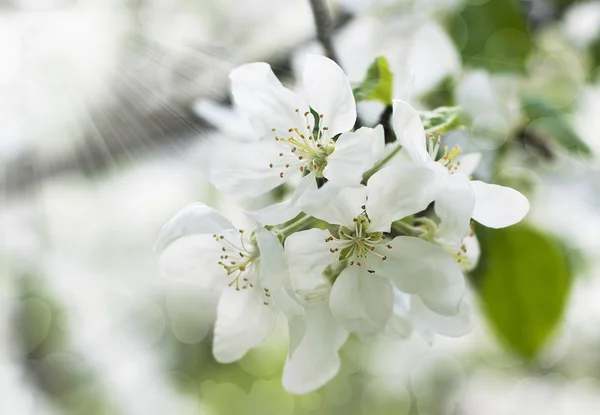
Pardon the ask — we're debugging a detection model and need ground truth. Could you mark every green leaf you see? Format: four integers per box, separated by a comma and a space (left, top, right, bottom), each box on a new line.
471, 225, 572, 359
419, 106, 461, 134
521, 94, 591, 156
448, 0, 533, 73
590, 35, 600, 81
353, 56, 394, 105
420, 76, 455, 109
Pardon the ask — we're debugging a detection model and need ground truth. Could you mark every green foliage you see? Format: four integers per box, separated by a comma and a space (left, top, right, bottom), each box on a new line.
521, 94, 591, 156
471, 225, 572, 360
419, 106, 461, 134
448, 0, 533, 73
16, 274, 118, 415
420, 77, 455, 109
353, 56, 394, 105
589, 35, 600, 81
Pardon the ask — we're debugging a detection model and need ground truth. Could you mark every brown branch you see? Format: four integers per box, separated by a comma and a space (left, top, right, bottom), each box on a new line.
308, 0, 339, 63
0, 12, 353, 198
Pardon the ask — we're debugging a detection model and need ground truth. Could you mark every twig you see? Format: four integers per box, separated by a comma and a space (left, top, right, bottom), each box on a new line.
308, 0, 339, 63
1, 10, 354, 197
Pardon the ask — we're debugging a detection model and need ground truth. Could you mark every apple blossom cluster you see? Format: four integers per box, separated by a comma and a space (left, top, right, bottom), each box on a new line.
155, 54, 529, 394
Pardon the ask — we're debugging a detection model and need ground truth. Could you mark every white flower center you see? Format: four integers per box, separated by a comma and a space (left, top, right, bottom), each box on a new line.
427, 133, 462, 173
269, 110, 334, 179
324, 213, 392, 273
213, 230, 271, 304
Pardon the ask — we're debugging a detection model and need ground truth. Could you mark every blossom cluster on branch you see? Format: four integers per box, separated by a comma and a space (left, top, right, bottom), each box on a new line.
155, 54, 529, 394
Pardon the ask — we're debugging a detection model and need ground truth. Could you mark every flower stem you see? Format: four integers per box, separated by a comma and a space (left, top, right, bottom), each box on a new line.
362, 142, 403, 183
413, 217, 438, 241
274, 213, 316, 241
392, 220, 425, 237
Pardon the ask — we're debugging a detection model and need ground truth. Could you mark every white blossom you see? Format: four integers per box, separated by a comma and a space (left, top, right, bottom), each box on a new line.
155, 203, 290, 363
285, 166, 465, 345
385, 289, 474, 344
391, 99, 530, 253
209, 54, 385, 225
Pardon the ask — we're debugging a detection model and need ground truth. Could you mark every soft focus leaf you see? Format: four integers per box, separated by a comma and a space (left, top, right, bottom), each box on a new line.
591, 36, 600, 81
449, 0, 532, 73
353, 56, 394, 105
420, 77, 455, 109
522, 94, 591, 156
471, 225, 572, 359
419, 106, 461, 134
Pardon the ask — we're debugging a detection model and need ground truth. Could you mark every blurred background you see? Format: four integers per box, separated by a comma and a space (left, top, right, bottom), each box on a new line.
1, 0, 600, 413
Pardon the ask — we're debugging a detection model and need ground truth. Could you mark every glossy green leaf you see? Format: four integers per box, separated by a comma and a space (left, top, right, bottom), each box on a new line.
521, 94, 591, 156
471, 225, 572, 359
448, 0, 532, 73
353, 56, 394, 105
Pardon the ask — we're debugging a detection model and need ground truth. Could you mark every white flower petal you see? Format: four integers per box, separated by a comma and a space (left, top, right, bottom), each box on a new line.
411, 295, 474, 339
246, 173, 317, 226
408, 21, 461, 95
158, 234, 226, 290
213, 286, 278, 363
255, 227, 286, 291
434, 173, 475, 244
455, 152, 482, 177
384, 288, 413, 339
271, 276, 306, 358
285, 312, 307, 360
380, 236, 465, 316
330, 266, 394, 339
230, 62, 306, 136
154, 203, 234, 253
385, 313, 414, 339
284, 229, 338, 293
462, 234, 480, 272
324, 125, 385, 186
271, 273, 306, 356
471, 181, 529, 228
246, 201, 302, 228
282, 301, 348, 395
366, 164, 437, 232
302, 53, 356, 135
301, 184, 368, 228
392, 100, 430, 163
385, 146, 414, 168
209, 140, 298, 197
